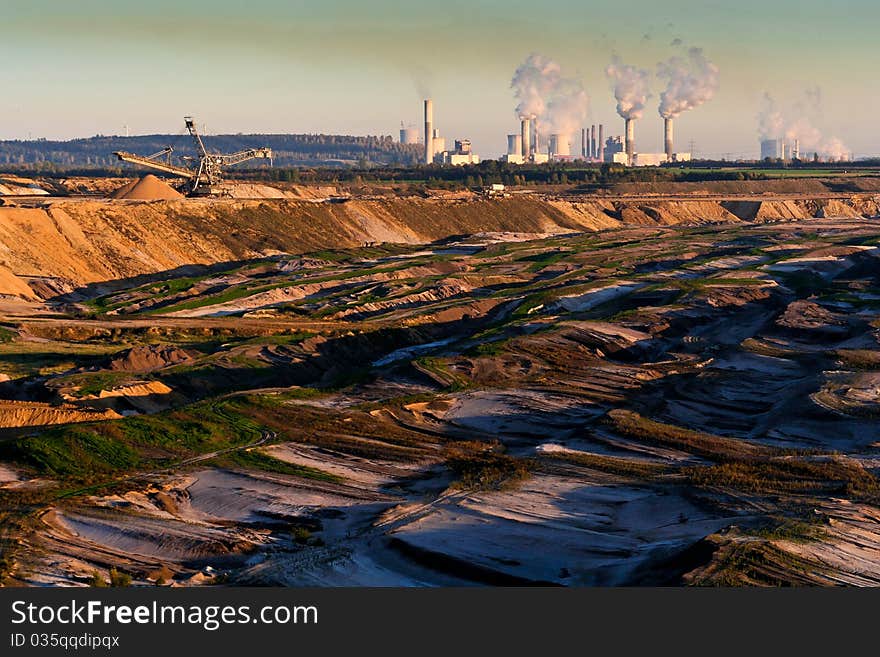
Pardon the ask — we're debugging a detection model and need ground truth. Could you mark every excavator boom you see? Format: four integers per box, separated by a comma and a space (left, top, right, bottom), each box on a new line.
113, 151, 194, 179
220, 147, 273, 166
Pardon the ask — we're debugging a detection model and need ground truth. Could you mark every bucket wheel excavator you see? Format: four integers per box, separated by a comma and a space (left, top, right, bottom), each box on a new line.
113, 116, 272, 196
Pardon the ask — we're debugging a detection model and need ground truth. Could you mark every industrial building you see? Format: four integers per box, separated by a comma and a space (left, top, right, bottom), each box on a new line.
632, 152, 692, 166
601, 118, 691, 166
431, 129, 447, 158
442, 139, 480, 166
499, 112, 700, 167
604, 136, 625, 163
761, 138, 785, 160
501, 116, 549, 164
760, 138, 802, 161
760, 137, 851, 162
421, 98, 479, 165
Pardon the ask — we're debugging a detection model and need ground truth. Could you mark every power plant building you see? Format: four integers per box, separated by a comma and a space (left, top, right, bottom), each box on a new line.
632, 152, 692, 167
441, 139, 480, 166
431, 128, 446, 158
420, 98, 475, 164
761, 138, 785, 160
603, 136, 625, 163
505, 116, 549, 163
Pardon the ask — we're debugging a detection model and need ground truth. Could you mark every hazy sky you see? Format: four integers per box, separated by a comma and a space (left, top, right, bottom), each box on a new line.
1, 0, 877, 158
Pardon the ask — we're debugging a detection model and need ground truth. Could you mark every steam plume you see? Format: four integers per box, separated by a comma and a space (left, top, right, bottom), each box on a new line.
605, 56, 651, 119
757, 92, 849, 160
757, 92, 785, 141
657, 47, 719, 118
511, 53, 589, 140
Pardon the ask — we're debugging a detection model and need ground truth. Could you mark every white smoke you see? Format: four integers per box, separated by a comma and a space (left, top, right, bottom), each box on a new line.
511, 53, 589, 141
757, 92, 849, 160
757, 92, 785, 140
657, 47, 719, 119
605, 56, 651, 119
785, 117, 822, 151
820, 137, 849, 161
511, 53, 561, 119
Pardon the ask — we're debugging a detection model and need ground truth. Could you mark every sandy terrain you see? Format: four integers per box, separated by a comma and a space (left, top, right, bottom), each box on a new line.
0, 188, 875, 300
2, 204, 880, 587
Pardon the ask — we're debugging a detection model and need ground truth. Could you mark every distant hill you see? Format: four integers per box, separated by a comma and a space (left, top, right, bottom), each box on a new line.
0, 133, 422, 170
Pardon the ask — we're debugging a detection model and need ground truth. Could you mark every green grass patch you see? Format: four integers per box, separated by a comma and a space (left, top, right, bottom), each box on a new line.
684, 457, 880, 498
57, 371, 133, 397
539, 449, 670, 478
0, 400, 262, 483
0, 326, 17, 343
221, 449, 341, 483
606, 409, 772, 461
750, 515, 827, 543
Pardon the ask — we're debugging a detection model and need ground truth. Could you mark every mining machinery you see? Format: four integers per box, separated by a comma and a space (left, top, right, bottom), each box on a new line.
113, 116, 272, 196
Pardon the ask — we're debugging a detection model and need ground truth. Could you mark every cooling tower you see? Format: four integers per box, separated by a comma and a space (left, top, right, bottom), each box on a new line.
550, 134, 570, 157
424, 99, 433, 164
399, 125, 419, 145
664, 117, 674, 162
625, 118, 635, 165
520, 117, 531, 159
508, 134, 522, 156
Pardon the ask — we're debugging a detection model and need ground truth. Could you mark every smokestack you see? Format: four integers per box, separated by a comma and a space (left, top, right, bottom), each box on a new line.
581, 129, 586, 158
598, 124, 604, 161
520, 117, 531, 159
531, 116, 538, 156
591, 125, 597, 159
424, 99, 433, 165
793, 139, 800, 160
664, 117, 674, 162
625, 118, 635, 165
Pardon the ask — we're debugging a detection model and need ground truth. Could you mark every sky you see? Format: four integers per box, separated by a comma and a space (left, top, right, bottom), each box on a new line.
1, 0, 877, 159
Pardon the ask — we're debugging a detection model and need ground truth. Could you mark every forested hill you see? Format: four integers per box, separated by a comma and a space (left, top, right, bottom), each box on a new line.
0, 133, 422, 170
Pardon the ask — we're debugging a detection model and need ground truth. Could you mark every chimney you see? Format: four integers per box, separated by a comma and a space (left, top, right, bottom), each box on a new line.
591, 125, 597, 159
598, 124, 604, 161
581, 128, 586, 158
531, 116, 539, 156
424, 99, 433, 164
520, 117, 531, 159
625, 118, 635, 165
793, 139, 800, 160
664, 117, 674, 162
